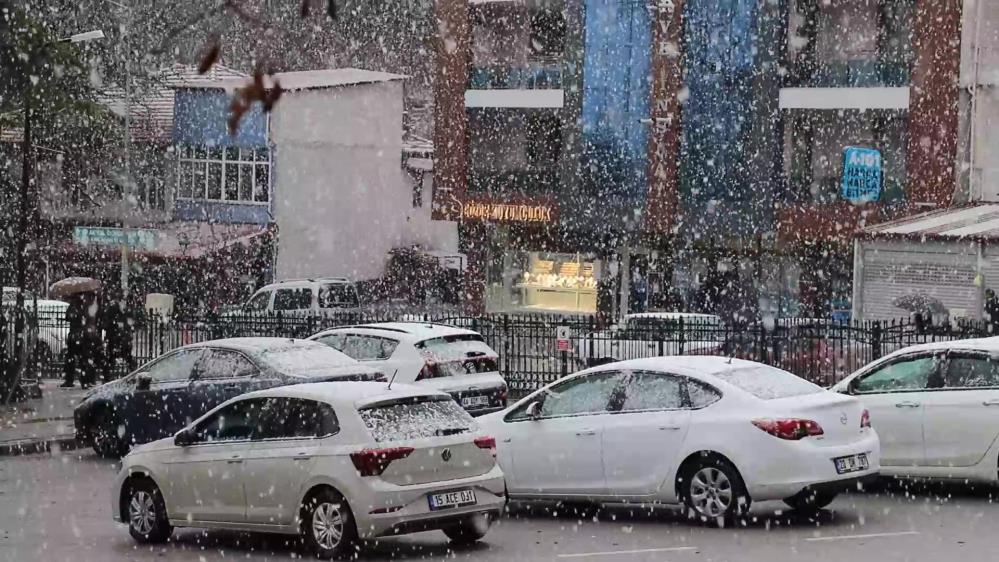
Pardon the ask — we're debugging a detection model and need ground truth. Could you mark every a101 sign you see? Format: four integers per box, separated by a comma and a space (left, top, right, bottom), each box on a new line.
841, 147, 882, 204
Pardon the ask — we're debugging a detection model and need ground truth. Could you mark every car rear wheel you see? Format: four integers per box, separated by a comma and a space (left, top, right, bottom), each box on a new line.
92, 409, 128, 458
125, 479, 172, 543
301, 488, 357, 559
680, 456, 750, 523
783, 489, 838, 512
443, 512, 492, 545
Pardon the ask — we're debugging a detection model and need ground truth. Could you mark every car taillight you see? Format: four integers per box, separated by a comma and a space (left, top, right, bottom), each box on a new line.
860, 409, 871, 429
498, 385, 508, 405
752, 418, 824, 440
474, 436, 497, 457
349, 447, 414, 476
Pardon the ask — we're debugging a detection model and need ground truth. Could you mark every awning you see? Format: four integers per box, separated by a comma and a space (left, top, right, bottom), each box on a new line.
59, 222, 271, 260
862, 203, 999, 241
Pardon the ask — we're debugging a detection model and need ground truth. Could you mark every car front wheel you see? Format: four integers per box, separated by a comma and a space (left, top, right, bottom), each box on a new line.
301, 488, 357, 559
125, 479, 172, 543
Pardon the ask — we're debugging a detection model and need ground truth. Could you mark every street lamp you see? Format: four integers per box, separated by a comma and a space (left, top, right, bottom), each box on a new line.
6, 29, 104, 403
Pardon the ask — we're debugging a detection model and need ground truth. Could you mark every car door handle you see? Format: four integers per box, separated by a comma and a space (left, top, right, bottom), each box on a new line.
895, 401, 921, 408
501, 437, 512, 443
983, 400, 999, 407
293, 454, 312, 461
227, 455, 243, 464
575, 429, 596, 436
659, 426, 682, 431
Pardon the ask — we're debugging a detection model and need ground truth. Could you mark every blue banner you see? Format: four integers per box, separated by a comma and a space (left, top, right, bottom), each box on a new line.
842, 147, 882, 204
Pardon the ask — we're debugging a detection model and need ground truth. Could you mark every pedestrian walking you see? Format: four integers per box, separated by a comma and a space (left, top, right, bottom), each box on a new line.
78, 292, 103, 389
985, 288, 999, 334
60, 295, 84, 388
102, 294, 135, 381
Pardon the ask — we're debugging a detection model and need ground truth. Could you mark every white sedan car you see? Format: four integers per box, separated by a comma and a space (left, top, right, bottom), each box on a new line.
831, 337, 999, 483
112, 382, 505, 558
479, 357, 880, 521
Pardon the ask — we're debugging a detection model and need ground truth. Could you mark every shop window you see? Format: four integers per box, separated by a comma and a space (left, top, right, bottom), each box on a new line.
488, 250, 599, 313
176, 144, 271, 204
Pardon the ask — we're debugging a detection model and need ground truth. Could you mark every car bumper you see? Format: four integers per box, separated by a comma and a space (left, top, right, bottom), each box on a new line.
351, 465, 506, 539
742, 431, 881, 501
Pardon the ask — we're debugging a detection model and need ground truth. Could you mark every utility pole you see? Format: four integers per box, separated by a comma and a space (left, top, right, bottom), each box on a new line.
119, 0, 133, 301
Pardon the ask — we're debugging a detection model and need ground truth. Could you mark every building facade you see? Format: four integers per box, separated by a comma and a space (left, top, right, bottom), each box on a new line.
433, 0, 964, 320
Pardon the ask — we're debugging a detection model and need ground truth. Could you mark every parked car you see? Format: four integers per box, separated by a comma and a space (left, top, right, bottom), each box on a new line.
112, 382, 505, 557
75, 337, 383, 457
309, 323, 508, 415
577, 313, 725, 367
235, 278, 360, 316
2, 287, 68, 367
479, 356, 879, 521
831, 337, 999, 483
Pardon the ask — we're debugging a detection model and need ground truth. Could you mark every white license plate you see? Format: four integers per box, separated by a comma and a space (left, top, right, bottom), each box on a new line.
461, 395, 491, 408
428, 489, 476, 511
833, 453, 869, 474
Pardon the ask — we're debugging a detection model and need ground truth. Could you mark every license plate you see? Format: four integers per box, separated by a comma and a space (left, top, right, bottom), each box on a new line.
428, 489, 476, 511
833, 453, 869, 474
461, 395, 491, 408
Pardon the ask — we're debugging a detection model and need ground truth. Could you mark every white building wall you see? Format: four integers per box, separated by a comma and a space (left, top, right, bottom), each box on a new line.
959, 0, 999, 202
270, 81, 456, 281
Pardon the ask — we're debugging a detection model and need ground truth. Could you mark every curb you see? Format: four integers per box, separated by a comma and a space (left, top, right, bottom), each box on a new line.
0, 436, 81, 457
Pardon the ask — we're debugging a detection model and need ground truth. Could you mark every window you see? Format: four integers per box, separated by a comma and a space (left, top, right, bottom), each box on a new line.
318, 283, 359, 308
942, 354, 999, 389
176, 144, 271, 204
259, 398, 339, 439
198, 349, 258, 379
246, 291, 270, 311
143, 349, 204, 383
687, 379, 722, 409
618, 372, 684, 412
508, 372, 622, 420
854, 355, 939, 393
359, 397, 475, 443
315, 333, 347, 352
273, 288, 312, 311
341, 335, 399, 361
194, 398, 268, 443
711, 365, 822, 400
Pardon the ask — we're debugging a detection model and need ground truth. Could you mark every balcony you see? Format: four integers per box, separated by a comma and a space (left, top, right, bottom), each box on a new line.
468, 60, 563, 90
468, 170, 560, 195
786, 60, 910, 88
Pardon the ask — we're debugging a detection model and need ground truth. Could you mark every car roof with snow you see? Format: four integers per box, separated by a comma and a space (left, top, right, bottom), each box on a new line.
873, 336, 999, 362
588, 355, 765, 377
314, 322, 480, 341
242, 380, 448, 407
185, 337, 329, 354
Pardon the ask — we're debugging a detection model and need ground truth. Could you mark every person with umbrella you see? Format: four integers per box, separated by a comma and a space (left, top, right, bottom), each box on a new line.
51, 278, 103, 389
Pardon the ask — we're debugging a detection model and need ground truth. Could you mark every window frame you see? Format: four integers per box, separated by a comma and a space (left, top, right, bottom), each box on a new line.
194, 348, 261, 381
851, 352, 943, 395
504, 371, 625, 423
175, 144, 272, 206
190, 397, 269, 445
938, 351, 999, 391
256, 397, 341, 442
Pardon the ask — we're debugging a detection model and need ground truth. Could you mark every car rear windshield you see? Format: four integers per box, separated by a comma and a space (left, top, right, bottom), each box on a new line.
259, 344, 356, 374
710, 366, 822, 400
416, 336, 499, 375
358, 396, 476, 443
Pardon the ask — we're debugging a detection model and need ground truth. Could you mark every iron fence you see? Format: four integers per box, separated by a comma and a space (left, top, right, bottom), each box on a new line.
3, 308, 996, 393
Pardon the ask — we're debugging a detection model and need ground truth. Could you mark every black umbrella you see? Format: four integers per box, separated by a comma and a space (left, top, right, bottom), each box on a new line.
892, 293, 948, 315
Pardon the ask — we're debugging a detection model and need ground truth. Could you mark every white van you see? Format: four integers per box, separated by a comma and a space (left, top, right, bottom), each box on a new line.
241, 278, 360, 315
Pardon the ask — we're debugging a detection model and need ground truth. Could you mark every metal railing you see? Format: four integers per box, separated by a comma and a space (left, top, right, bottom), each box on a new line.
3, 309, 994, 393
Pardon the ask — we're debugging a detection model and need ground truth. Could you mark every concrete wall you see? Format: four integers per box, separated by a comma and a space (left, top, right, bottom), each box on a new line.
270, 81, 456, 281
958, 0, 999, 202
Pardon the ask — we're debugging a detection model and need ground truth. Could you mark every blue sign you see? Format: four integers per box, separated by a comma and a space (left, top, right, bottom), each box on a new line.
73, 227, 159, 251
842, 147, 882, 204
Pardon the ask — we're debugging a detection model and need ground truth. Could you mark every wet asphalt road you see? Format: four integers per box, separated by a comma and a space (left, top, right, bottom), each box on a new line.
1, 450, 997, 562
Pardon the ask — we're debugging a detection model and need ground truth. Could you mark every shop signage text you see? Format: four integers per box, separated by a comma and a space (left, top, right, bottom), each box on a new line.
73, 226, 160, 251
461, 201, 553, 223
841, 147, 882, 204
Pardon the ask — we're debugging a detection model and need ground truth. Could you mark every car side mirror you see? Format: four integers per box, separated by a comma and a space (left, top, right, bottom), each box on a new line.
525, 401, 542, 420
135, 373, 152, 391
174, 428, 195, 447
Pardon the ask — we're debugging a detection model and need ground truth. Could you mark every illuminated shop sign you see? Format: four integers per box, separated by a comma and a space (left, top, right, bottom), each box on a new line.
461, 201, 554, 223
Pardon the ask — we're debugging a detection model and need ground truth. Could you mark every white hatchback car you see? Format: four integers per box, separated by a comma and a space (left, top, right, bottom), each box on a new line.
309, 323, 507, 415
479, 357, 880, 521
112, 382, 505, 558
831, 337, 999, 483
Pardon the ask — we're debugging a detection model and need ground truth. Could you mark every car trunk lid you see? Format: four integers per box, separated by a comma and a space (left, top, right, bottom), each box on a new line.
768, 392, 868, 447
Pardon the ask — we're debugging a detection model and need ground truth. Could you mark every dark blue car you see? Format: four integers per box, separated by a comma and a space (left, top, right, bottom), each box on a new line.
74, 337, 383, 457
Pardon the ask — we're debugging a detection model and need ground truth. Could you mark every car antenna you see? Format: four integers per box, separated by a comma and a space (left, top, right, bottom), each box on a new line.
386, 369, 399, 390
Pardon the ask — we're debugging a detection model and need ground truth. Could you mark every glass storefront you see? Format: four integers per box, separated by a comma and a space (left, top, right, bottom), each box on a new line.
487, 250, 600, 313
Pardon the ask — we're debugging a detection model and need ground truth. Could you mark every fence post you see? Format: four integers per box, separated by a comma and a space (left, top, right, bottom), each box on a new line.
759, 322, 769, 364
678, 316, 686, 355
587, 316, 595, 365
871, 320, 882, 360
502, 313, 511, 382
